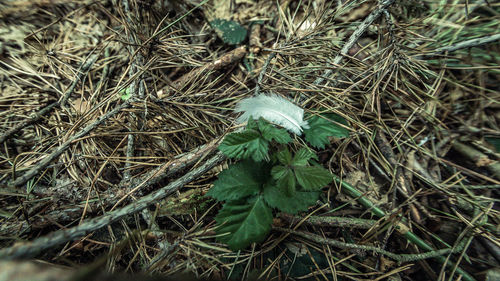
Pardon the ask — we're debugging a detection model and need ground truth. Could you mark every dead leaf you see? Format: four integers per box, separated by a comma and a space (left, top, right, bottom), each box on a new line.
71, 98, 92, 114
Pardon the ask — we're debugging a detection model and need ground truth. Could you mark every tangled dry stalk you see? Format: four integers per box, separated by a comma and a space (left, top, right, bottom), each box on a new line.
0, 0, 499, 280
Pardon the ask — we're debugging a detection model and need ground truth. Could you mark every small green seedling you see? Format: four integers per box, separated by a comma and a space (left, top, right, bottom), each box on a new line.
119, 87, 132, 101
207, 113, 349, 250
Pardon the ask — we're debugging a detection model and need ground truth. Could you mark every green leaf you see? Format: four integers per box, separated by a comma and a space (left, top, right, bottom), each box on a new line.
210, 19, 247, 45
218, 117, 292, 162
272, 148, 326, 194
303, 114, 350, 149
206, 160, 268, 201
271, 165, 296, 195
292, 148, 317, 166
219, 129, 269, 161
294, 166, 332, 190
257, 118, 292, 144
263, 183, 319, 214
276, 148, 292, 165
215, 196, 273, 250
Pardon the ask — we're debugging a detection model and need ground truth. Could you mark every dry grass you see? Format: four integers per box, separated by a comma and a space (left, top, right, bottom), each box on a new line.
0, 0, 499, 280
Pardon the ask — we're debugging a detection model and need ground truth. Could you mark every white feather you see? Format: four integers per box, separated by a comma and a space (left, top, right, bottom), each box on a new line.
235, 94, 309, 135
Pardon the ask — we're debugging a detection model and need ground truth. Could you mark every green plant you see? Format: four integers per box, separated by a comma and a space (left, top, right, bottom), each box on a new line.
119, 87, 132, 101
207, 115, 349, 250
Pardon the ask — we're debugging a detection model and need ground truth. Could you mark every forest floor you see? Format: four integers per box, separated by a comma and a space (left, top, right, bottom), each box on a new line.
0, 0, 499, 280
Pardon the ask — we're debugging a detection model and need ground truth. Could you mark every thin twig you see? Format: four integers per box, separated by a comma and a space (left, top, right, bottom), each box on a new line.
121, 0, 147, 182
95, 47, 111, 96
314, 0, 395, 86
249, 23, 262, 53
122, 137, 221, 190
60, 53, 99, 107
254, 52, 277, 96
279, 213, 377, 229
274, 227, 464, 263
433, 33, 500, 54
